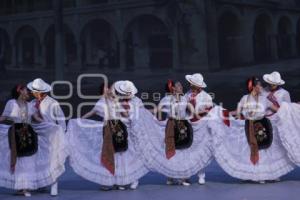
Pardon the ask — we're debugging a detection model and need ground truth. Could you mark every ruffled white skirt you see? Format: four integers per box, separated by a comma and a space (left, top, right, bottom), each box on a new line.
208, 106, 294, 181
0, 122, 67, 190
130, 108, 213, 179
67, 119, 149, 186
276, 102, 300, 166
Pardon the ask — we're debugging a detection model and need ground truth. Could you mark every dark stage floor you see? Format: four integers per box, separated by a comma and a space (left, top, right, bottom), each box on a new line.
0, 161, 300, 200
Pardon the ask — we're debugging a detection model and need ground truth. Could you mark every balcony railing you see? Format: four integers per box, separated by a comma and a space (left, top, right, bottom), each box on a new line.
0, 0, 163, 16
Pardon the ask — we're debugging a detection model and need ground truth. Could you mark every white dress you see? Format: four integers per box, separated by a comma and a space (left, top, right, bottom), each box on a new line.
263, 88, 291, 116
0, 99, 67, 190
209, 94, 294, 181
31, 95, 67, 131
130, 93, 213, 179
67, 97, 148, 186
185, 90, 214, 115
268, 88, 300, 166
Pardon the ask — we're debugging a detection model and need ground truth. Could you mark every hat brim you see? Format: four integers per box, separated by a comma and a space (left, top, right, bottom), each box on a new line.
263, 75, 285, 86
114, 82, 137, 97
185, 75, 207, 88
27, 82, 52, 93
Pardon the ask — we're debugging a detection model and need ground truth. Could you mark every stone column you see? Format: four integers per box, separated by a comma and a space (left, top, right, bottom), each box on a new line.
204, 0, 220, 71
76, 39, 83, 70
119, 37, 126, 71
240, 15, 254, 65
41, 43, 47, 68
75, 0, 81, 7
270, 34, 278, 61
17, 41, 22, 68
53, 0, 64, 80
290, 33, 297, 57
11, 42, 16, 68
73, 13, 82, 71
115, 9, 126, 71
172, 23, 180, 71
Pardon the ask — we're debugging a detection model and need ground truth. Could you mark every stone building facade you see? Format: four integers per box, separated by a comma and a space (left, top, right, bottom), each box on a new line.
0, 0, 300, 74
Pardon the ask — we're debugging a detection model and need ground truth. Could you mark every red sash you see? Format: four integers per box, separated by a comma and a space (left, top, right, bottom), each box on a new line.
189, 92, 213, 122
222, 109, 230, 127
189, 93, 200, 122
165, 119, 176, 159
35, 99, 44, 120
266, 92, 280, 117
267, 92, 280, 108
101, 122, 115, 175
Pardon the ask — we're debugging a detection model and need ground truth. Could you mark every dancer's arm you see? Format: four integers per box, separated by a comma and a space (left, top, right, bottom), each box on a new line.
82, 110, 97, 119
235, 97, 245, 119
0, 116, 14, 124
32, 113, 44, 123
269, 104, 279, 112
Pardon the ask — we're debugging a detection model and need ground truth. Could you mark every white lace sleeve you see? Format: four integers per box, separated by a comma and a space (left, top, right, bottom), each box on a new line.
1, 99, 14, 117
92, 99, 106, 117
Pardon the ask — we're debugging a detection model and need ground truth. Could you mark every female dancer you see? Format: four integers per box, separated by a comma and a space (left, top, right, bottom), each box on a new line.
184, 73, 214, 185
130, 73, 213, 186
209, 77, 294, 183
263, 72, 300, 167
27, 78, 68, 196
276, 101, 300, 166
0, 83, 67, 196
67, 80, 148, 190
262, 71, 291, 116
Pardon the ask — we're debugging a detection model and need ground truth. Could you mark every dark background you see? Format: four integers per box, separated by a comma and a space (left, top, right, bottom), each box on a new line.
0, 0, 300, 115
1, 1, 300, 199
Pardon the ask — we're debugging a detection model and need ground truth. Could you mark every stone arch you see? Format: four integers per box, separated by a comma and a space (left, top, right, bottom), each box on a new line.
15, 25, 41, 68
80, 19, 119, 69
44, 24, 77, 68
218, 5, 242, 19
296, 17, 300, 56
277, 16, 294, 59
218, 10, 243, 68
0, 28, 11, 67
253, 13, 274, 62
124, 14, 173, 69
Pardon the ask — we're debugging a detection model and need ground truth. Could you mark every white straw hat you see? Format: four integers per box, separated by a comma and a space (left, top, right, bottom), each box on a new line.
114, 80, 138, 97
263, 71, 285, 86
27, 78, 52, 93
185, 73, 207, 88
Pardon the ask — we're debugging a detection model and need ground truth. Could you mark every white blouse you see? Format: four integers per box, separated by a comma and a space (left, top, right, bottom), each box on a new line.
92, 96, 143, 120
159, 95, 187, 119
185, 90, 213, 113
1, 99, 34, 123
238, 94, 268, 120
92, 97, 119, 120
31, 96, 66, 131
263, 88, 291, 116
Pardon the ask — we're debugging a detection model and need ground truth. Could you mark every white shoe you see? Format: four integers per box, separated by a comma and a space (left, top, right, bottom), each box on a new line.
100, 186, 112, 191
50, 182, 58, 196
181, 180, 191, 186
259, 181, 266, 184
198, 173, 206, 185
167, 178, 178, 185
166, 179, 175, 185
23, 191, 31, 197
130, 181, 139, 190
118, 186, 126, 190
